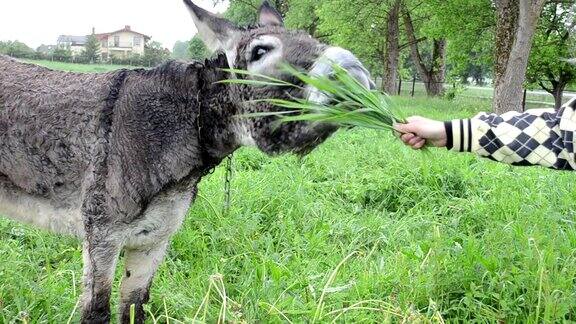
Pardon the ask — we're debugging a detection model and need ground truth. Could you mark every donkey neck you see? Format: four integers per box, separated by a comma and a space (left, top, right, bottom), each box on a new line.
195, 55, 244, 167
125, 55, 243, 176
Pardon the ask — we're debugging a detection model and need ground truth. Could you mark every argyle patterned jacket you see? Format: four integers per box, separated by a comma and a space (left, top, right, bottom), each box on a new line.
444, 97, 576, 171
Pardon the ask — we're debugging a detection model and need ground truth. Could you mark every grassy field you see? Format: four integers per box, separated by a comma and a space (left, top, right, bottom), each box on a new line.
22, 59, 139, 73
0, 93, 574, 322
394, 80, 576, 109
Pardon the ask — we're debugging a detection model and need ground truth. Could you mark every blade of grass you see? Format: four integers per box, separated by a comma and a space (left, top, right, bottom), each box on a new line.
224, 62, 408, 136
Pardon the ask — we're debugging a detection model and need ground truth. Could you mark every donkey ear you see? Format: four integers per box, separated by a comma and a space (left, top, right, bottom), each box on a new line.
258, 1, 284, 27
184, 0, 238, 52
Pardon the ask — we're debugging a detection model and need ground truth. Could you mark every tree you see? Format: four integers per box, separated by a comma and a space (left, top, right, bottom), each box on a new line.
284, 0, 320, 35
81, 34, 101, 63
224, 0, 325, 33
402, 5, 446, 96
570, 28, 576, 59
52, 46, 73, 62
382, 0, 401, 94
223, 0, 322, 37
492, 0, 547, 114
188, 36, 210, 60
316, 0, 395, 81
318, 0, 495, 96
493, 0, 518, 93
458, 60, 489, 85
223, 0, 258, 25
423, 0, 494, 85
0, 40, 35, 59
172, 40, 191, 60
142, 41, 170, 66
219, 0, 282, 26
527, 2, 576, 109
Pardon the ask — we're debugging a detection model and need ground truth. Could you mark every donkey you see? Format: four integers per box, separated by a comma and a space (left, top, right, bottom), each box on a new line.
0, 1, 373, 323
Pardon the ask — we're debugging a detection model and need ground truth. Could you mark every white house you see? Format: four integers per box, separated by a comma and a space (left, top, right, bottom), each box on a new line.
56, 35, 88, 56
95, 26, 151, 60
57, 26, 151, 60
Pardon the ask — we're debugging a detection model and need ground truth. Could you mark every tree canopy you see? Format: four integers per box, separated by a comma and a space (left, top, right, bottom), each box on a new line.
81, 34, 101, 63
188, 36, 210, 61
142, 41, 171, 66
0, 40, 35, 58
172, 40, 192, 60
526, 1, 576, 108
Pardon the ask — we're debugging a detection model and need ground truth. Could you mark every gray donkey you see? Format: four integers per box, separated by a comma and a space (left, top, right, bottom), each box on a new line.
0, 1, 373, 323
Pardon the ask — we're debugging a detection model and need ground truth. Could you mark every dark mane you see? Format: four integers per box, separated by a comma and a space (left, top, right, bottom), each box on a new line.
142, 53, 228, 73
136, 53, 229, 85
203, 52, 230, 69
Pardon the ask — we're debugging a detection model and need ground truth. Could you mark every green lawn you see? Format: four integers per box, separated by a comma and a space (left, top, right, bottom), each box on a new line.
22, 59, 139, 73
396, 80, 575, 109
0, 95, 574, 323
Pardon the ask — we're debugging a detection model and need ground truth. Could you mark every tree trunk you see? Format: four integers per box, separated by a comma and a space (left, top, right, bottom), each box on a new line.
540, 73, 569, 109
403, 8, 429, 86
427, 39, 447, 96
542, 79, 567, 110
402, 7, 446, 97
552, 84, 565, 109
493, 0, 547, 114
493, 0, 519, 88
382, 0, 401, 94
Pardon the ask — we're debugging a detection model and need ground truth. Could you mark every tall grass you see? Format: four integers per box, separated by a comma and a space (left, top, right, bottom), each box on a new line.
1, 97, 574, 323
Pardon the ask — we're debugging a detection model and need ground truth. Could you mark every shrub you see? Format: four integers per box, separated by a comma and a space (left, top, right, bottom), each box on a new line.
0, 40, 35, 59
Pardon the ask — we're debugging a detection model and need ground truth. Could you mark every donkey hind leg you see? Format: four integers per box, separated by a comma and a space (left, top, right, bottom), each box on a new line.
81, 237, 122, 324
119, 241, 169, 324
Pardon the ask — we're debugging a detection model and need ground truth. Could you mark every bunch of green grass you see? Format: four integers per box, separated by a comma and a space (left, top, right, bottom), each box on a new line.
221, 64, 405, 131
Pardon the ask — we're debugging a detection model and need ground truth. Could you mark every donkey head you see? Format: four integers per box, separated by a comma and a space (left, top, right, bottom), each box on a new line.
184, 0, 374, 155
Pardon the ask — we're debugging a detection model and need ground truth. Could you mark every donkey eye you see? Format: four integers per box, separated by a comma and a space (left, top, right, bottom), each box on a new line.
250, 45, 271, 62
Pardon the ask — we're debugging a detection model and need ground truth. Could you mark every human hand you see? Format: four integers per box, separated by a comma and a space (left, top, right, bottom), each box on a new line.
393, 116, 447, 149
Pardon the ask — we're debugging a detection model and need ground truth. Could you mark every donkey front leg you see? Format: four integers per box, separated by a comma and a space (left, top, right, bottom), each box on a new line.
119, 241, 169, 324
81, 236, 122, 324
80, 177, 124, 324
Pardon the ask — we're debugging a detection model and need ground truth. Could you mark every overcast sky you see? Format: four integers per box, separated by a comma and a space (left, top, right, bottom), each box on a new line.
0, 0, 228, 50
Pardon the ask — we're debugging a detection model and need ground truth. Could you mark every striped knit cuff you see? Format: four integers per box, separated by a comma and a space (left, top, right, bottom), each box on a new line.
445, 119, 473, 152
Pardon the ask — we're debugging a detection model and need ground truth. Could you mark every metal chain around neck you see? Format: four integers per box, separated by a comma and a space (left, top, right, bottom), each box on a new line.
223, 153, 234, 216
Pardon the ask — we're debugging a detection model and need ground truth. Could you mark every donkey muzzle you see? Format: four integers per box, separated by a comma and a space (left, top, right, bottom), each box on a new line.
305, 46, 375, 104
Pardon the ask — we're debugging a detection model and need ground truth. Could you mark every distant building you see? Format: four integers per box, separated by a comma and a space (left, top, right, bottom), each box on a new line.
57, 26, 151, 60
95, 26, 151, 60
56, 35, 88, 56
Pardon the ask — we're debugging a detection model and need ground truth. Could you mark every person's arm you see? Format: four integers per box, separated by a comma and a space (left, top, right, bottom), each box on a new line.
395, 97, 576, 171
